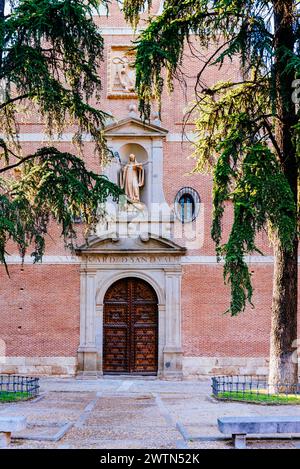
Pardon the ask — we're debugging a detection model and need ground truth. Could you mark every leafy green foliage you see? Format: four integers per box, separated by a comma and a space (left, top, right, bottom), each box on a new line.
0, 1, 122, 268
0, 147, 122, 271
123, 0, 152, 28
1, 0, 110, 157
192, 81, 296, 314
123, 0, 299, 316
124, 0, 274, 121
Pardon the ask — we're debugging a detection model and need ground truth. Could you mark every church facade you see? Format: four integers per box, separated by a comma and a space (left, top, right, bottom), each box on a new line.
0, 1, 299, 379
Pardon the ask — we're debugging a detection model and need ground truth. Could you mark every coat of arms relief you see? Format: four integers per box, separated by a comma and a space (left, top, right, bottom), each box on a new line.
108, 46, 136, 97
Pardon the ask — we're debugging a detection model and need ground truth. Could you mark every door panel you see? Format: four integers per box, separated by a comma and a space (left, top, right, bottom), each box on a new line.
103, 327, 128, 372
133, 327, 158, 373
103, 278, 158, 374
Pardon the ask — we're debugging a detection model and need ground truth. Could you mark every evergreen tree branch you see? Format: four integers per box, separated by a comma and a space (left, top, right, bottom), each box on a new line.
123, 0, 298, 316
0, 1, 121, 269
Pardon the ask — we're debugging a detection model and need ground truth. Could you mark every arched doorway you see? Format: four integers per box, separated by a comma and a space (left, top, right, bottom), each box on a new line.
103, 277, 158, 375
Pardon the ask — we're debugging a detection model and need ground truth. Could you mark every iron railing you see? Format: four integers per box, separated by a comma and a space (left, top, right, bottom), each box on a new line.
0, 374, 40, 401
212, 375, 300, 403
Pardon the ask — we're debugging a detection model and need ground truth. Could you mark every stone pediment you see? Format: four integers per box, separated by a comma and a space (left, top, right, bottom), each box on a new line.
76, 234, 185, 255
104, 118, 168, 138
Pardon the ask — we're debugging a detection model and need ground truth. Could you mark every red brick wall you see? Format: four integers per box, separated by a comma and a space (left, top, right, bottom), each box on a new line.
0, 265, 80, 357
1, 262, 298, 363
182, 264, 300, 357
4, 6, 274, 258
0, 4, 298, 374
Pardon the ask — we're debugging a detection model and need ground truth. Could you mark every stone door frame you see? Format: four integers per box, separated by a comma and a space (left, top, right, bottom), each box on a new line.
77, 254, 183, 378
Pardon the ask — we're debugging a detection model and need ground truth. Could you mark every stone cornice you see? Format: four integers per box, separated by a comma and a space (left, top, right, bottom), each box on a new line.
104, 117, 169, 137
5, 254, 300, 265
76, 234, 186, 256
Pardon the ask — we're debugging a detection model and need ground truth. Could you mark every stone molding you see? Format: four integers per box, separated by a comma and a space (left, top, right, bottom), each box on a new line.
77, 235, 184, 378
76, 233, 186, 255
0, 131, 193, 142
104, 117, 168, 137
5, 255, 300, 265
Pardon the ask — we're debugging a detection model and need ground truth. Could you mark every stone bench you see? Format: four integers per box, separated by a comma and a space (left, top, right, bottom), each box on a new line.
0, 416, 27, 447
218, 416, 300, 449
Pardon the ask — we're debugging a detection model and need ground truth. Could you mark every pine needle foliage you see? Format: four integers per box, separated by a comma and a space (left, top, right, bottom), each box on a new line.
123, 0, 298, 316
0, 1, 122, 270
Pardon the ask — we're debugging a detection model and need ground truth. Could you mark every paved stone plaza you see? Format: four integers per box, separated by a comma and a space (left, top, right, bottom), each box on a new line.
0, 378, 299, 449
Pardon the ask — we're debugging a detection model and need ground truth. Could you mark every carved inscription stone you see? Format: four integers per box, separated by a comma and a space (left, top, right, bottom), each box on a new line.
83, 254, 179, 265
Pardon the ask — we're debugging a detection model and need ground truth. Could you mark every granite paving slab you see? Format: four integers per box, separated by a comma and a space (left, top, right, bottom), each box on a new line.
0, 377, 298, 449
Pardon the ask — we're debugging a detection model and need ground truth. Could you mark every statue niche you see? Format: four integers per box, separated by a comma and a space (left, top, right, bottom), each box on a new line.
120, 153, 145, 204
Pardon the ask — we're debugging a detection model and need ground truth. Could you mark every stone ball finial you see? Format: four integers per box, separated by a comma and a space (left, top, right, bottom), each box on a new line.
128, 104, 137, 117
140, 233, 149, 242
152, 111, 161, 126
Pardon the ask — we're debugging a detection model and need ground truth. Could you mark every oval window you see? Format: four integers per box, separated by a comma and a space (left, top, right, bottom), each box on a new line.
175, 187, 200, 223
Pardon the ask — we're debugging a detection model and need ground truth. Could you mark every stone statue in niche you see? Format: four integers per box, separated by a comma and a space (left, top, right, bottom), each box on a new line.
120, 154, 145, 203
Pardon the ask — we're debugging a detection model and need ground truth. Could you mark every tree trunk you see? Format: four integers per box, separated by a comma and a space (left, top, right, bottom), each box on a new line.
269, 238, 298, 387
269, 0, 298, 387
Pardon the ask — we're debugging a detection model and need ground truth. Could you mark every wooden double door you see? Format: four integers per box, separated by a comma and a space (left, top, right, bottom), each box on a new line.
103, 277, 158, 374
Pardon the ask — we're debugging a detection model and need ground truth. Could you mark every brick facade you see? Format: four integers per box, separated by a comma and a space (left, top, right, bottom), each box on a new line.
0, 1, 299, 377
